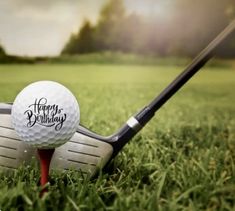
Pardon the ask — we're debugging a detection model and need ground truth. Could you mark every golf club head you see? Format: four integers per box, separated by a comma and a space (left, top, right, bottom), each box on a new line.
0, 103, 114, 177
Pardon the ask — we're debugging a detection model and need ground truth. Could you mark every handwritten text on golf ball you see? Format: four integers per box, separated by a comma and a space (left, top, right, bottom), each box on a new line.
24, 98, 67, 131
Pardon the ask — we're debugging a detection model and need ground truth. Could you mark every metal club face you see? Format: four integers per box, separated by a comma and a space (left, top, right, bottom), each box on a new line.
0, 115, 35, 170
0, 105, 113, 177
51, 130, 113, 177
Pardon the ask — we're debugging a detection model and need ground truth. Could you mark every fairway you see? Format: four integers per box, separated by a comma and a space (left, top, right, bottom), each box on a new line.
0, 64, 235, 210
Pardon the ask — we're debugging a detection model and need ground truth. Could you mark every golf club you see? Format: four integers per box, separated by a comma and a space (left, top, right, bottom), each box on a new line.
0, 19, 235, 177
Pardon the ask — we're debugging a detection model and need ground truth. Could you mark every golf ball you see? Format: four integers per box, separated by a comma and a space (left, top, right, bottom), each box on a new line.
11, 81, 80, 149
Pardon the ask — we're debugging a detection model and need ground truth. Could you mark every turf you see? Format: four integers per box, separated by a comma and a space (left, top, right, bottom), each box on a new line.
0, 63, 235, 210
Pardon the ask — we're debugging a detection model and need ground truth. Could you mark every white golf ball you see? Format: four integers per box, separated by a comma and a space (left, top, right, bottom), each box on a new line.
11, 81, 80, 149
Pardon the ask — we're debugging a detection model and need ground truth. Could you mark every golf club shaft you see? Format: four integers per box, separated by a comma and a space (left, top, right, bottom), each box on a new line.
110, 20, 235, 157
135, 19, 235, 126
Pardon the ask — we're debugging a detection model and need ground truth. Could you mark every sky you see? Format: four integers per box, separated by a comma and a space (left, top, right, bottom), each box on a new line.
0, 0, 172, 57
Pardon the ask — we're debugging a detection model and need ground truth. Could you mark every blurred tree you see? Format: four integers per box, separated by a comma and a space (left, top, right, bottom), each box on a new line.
63, 20, 95, 54
62, 0, 235, 57
99, 0, 125, 23
95, 0, 126, 51
62, 34, 79, 54
63, 0, 128, 54
0, 43, 11, 63
0, 44, 6, 57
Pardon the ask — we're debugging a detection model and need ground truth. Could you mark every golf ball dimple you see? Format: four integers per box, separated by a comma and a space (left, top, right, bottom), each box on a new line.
11, 81, 80, 149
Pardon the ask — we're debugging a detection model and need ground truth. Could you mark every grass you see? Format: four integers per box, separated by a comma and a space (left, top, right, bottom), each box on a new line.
0, 63, 235, 210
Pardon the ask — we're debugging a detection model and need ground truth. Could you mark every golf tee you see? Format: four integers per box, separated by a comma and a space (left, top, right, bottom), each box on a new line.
37, 148, 55, 196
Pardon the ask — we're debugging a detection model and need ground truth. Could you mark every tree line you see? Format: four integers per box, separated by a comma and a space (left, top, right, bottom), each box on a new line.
0, 42, 36, 63
63, 0, 235, 58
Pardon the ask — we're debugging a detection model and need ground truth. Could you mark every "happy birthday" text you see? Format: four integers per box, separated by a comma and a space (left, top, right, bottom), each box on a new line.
24, 98, 67, 131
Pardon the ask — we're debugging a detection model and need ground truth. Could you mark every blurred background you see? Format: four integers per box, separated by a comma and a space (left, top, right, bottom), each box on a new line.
0, 0, 234, 62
